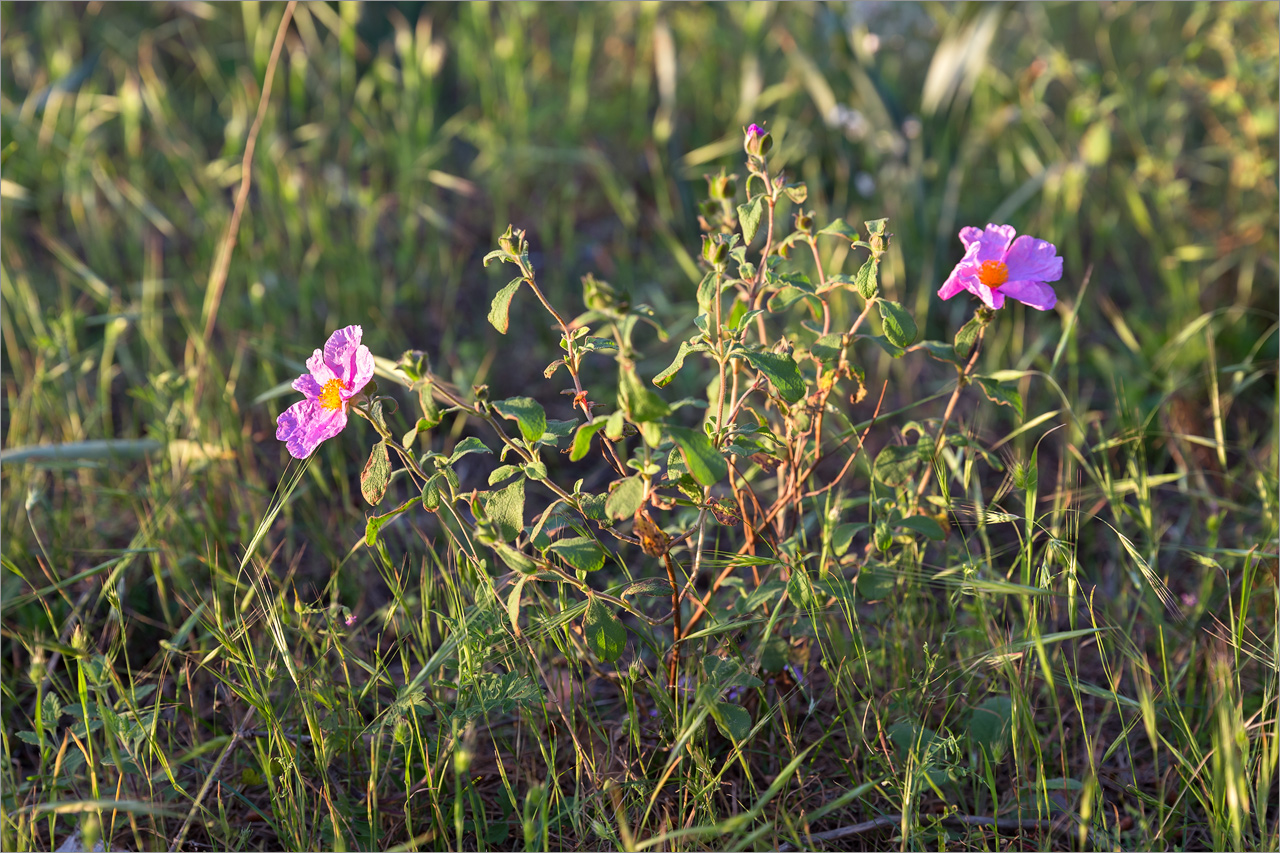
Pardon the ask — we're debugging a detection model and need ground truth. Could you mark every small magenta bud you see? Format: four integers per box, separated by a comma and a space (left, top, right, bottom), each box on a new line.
744, 123, 772, 157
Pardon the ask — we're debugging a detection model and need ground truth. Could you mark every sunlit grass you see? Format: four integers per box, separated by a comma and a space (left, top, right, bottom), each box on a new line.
2, 2, 1276, 850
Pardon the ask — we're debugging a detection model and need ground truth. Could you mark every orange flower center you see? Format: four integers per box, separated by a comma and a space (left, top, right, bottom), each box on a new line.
978, 260, 1009, 287
319, 378, 347, 411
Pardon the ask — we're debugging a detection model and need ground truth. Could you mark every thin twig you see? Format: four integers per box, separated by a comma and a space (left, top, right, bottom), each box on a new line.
168, 707, 255, 852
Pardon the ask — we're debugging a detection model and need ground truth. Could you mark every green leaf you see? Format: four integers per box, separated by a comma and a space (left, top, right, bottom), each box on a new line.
954, 315, 985, 360
854, 257, 879, 300
867, 335, 905, 358
488, 464, 521, 486
484, 476, 525, 542
788, 564, 816, 608
654, 340, 709, 387
365, 496, 423, 546
583, 597, 627, 662
422, 474, 442, 511
547, 536, 606, 573
857, 562, 896, 599
360, 441, 391, 506
898, 515, 946, 541
759, 636, 790, 673
488, 278, 523, 334
809, 334, 844, 365
738, 196, 765, 245
917, 340, 959, 364
492, 396, 547, 445
711, 702, 752, 741
15, 730, 45, 747
873, 444, 920, 487
506, 575, 529, 635
623, 578, 674, 598
767, 286, 821, 315
606, 475, 645, 521
570, 419, 608, 462
740, 350, 805, 404
967, 696, 1013, 760
783, 182, 807, 204
864, 218, 888, 236
667, 426, 727, 487
877, 300, 918, 348
975, 377, 1024, 420
619, 364, 671, 423
817, 218, 859, 241
493, 541, 538, 573
696, 271, 718, 314
449, 436, 491, 463
830, 522, 859, 557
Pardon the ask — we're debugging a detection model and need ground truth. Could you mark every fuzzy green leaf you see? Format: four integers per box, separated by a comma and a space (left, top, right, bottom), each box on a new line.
740, 350, 805, 404
488, 278, 523, 334
570, 419, 608, 462
854, 257, 879, 300
873, 443, 920, 487
623, 578, 675, 598
484, 476, 525, 542
877, 300, 918, 348
654, 340, 709, 387
619, 364, 671, 423
898, 515, 946, 541
968, 696, 1013, 760
954, 315, 985, 360
360, 441, 391, 506
448, 436, 491, 463
975, 377, 1024, 420
667, 426, 727, 487
606, 475, 646, 521
738, 196, 764, 245
365, 496, 423, 546
711, 702, 752, 741
547, 536, 606, 573
583, 597, 627, 662
493, 396, 547, 445
817, 218, 859, 241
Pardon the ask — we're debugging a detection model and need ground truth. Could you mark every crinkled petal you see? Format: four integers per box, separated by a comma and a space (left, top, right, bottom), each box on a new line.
292, 373, 325, 399
341, 344, 375, 400
938, 261, 979, 300
998, 280, 1057, 311
323, 325, 367, 388
276, 398, 348, 459
958, 226, 985, 250
305, 349, 337, 385
1004, 235, 1063, 284
973, 224, 1017, 264
976, 281, 1004, 310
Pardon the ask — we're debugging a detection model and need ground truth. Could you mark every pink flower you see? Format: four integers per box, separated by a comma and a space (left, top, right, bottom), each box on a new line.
276, 325, 375, 459
938, 224, 1062, 310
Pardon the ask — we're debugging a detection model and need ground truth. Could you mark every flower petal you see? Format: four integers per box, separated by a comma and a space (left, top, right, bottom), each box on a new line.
958, 226, 985, 249
306, 349, 337, 385
1004, 235, 1063, 284
276, 398, 348, 459
973, 224, 1016, 264
342, 343, 375, 398
976, 281, 1004, 310
293, 373, 325, 399
939, 261, 978, 300
323, 325, 366, 386
999, 280, 1057, 311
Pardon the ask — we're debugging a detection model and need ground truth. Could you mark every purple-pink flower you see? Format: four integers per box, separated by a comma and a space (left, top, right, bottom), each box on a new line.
938, 224, 1062, 311
276, 325, 374, 459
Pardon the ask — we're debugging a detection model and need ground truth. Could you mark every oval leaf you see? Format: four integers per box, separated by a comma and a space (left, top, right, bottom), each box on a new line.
873, 443, 919, 487
583, 597, 627, 662
877, 300, 918, 348
547, 536, 606, 573
740, 350, 805, 404
361, 441, 391, 506
605, 475, 646, 521
493, 397, 547, 445
488, 278, 522, 334
667, 426, 727, 487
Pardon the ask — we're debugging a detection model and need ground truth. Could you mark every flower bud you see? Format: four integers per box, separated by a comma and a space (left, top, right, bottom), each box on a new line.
744, 123, 772, 157
702, 235, 728, 266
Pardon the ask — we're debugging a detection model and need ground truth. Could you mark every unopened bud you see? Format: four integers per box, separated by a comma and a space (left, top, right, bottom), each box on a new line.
744, 123, 772, 157
702, 235, 728, 266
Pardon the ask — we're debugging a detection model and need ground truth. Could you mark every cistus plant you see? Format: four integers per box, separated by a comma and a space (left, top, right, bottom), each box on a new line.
278, 124, 1065, 740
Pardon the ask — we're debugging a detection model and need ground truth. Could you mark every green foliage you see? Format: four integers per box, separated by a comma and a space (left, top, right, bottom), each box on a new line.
2, 3, 1276, 851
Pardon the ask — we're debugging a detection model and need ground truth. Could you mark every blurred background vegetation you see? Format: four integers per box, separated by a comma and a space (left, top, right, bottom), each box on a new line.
2, 2, 1276, 850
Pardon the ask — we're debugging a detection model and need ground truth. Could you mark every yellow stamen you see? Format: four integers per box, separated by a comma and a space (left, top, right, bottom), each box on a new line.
978, 260, 1009, 288
319, 378, 346, 411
